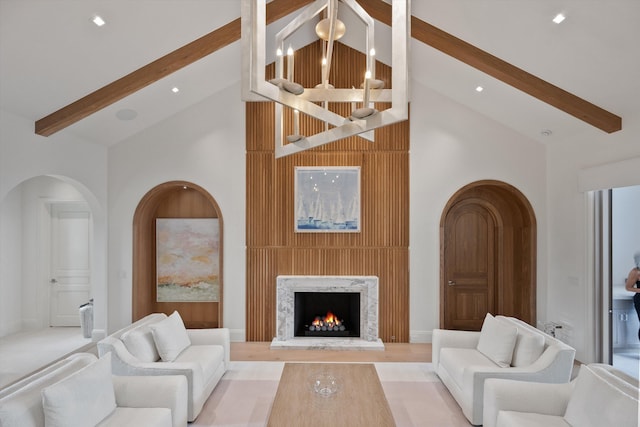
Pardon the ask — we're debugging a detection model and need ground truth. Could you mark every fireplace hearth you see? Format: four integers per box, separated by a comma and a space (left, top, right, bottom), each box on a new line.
271, 275, 383, 350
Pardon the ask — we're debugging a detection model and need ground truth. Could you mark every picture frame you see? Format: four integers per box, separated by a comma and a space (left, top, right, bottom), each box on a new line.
156, 218, 220, 302
294, 166, 361, 233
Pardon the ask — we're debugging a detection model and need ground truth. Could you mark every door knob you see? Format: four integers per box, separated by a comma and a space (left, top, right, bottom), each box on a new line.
448, 280, 456, 286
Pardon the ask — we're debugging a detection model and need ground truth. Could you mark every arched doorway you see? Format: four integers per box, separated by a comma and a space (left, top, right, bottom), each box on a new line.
132, 181, 223, 328
440, 180, 536, 330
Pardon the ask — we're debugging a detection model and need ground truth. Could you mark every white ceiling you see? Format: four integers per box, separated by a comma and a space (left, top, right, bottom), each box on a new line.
1, 0, 638, 147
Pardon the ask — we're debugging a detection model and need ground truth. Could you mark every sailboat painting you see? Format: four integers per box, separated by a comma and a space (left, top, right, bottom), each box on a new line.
156, 218, 220, 302
294, 166, 360, 233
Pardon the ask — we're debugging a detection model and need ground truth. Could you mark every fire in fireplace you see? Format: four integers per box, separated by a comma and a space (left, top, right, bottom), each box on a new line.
294, 292, 360, 338
309, 311, 346, 332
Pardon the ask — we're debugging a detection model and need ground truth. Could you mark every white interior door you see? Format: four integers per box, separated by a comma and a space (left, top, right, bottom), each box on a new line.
49, 202, 91, 327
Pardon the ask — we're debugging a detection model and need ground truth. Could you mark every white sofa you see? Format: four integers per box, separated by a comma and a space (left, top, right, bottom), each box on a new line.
432, 313, 576, 425
483, 363, 640, 427
0, 353, 187, 427
98, 311, 229, 422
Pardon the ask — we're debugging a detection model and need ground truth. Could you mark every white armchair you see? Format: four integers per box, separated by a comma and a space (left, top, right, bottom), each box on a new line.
98, 312, 230, 422
483, 363, 640, 427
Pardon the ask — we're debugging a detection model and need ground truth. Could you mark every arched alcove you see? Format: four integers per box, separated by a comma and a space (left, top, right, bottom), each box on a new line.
132, 181, 223, 328
440, 180, 536, 330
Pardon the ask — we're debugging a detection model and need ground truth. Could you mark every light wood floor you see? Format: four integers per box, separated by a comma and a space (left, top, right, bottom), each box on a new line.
231, 342, 432, 363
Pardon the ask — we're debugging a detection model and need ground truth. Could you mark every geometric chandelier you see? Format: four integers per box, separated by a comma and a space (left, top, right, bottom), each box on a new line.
241, 0, 410, 158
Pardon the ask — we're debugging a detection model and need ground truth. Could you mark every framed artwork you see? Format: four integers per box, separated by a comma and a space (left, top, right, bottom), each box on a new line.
295, 166, 361, 233
156, 218, 220, 302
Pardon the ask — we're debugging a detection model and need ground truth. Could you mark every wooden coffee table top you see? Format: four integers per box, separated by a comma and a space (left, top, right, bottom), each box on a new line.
267, 362, 396, 427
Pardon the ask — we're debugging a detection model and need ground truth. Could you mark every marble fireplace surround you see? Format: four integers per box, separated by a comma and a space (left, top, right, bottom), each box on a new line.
270, 275, 384, 350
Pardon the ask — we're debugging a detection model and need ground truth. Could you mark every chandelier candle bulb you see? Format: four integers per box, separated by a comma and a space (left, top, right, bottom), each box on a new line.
287, 47, 294, 81
321, 57, 328, 87
363, 71, 371, 107
276, 48, 283, 79
293, 109, 300, 136
367, 48, 376, 77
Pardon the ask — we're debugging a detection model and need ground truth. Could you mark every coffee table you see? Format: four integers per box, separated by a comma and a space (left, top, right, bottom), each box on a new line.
267, 362, 396, 426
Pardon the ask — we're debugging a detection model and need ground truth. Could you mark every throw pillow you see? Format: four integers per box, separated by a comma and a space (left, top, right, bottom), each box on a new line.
41, 353, 116, 427
510, 328, 545, 367
476, 313, 518, 367
121, 325, 160, 362
149, 310, 191, 362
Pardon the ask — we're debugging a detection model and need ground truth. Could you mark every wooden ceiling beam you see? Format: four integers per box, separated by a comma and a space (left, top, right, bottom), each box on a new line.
357, 0, 621, 133
35, 0, 314, 137
36, 0, 621, 137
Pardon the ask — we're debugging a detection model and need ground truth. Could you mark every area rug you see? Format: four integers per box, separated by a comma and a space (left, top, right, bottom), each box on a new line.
191, 361, 471, 427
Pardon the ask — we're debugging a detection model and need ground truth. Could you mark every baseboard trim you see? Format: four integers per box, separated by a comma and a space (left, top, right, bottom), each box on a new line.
229, 329, 246, 342
410, 330, 432, 343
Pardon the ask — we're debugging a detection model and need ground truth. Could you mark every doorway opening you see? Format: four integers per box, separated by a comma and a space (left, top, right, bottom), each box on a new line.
440, 180, 537, 330
593, 186, 640, 379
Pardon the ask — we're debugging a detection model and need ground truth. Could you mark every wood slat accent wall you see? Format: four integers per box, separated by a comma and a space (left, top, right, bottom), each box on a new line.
246, 41, 410, 342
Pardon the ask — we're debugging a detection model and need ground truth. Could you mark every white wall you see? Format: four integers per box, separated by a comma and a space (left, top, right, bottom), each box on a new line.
0, 108, 108, 339
409, 82, 547, 341
107, 83, 246, 338
0, 187, 22, 336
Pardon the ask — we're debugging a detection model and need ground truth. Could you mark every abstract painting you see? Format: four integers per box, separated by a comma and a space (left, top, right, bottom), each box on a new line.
156, 218, 220, 302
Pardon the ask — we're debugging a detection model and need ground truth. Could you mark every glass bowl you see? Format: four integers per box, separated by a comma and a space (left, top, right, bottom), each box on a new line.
309, 372, 341, 397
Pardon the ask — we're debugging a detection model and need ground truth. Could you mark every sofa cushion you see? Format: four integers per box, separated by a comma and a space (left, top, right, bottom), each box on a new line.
477, 313, 518, 367
149, 310, 191, 362
439, 347, 497, 387
511, 327, 545, 367
496, 411, 571, 427
564, 364, 639, 427
121, 325, 160, 362
41, 353, 116, 427
96, 407, 172, 427
175, 345, 224, 382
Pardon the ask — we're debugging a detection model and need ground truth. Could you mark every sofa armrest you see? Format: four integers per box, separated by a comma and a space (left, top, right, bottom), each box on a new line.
431, 329, 480, 368
113, 375, 188, 427
483, 378, 574, 427
98, 336, 144, 367
187, 328, 230, 368
525, 344, 576, 382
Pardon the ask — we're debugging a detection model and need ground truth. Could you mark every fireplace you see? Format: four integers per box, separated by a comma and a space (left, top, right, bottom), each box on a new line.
294, 292, 360, 337
271, 275, 383, 350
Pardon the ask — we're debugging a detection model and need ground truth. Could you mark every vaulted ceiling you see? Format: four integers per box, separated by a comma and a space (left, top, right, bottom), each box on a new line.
1, 0, 638, 146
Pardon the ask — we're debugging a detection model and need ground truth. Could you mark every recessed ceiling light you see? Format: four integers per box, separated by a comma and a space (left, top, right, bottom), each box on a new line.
552, 13, 565, 24
171, 87, 180, 93
92, 15, 106, 27
541, 129, 553, 137
475, 86, 484, 92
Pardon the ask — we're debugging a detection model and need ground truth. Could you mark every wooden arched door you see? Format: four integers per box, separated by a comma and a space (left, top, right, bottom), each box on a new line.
440, 180, 536, 330
132, 181, 223, 328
